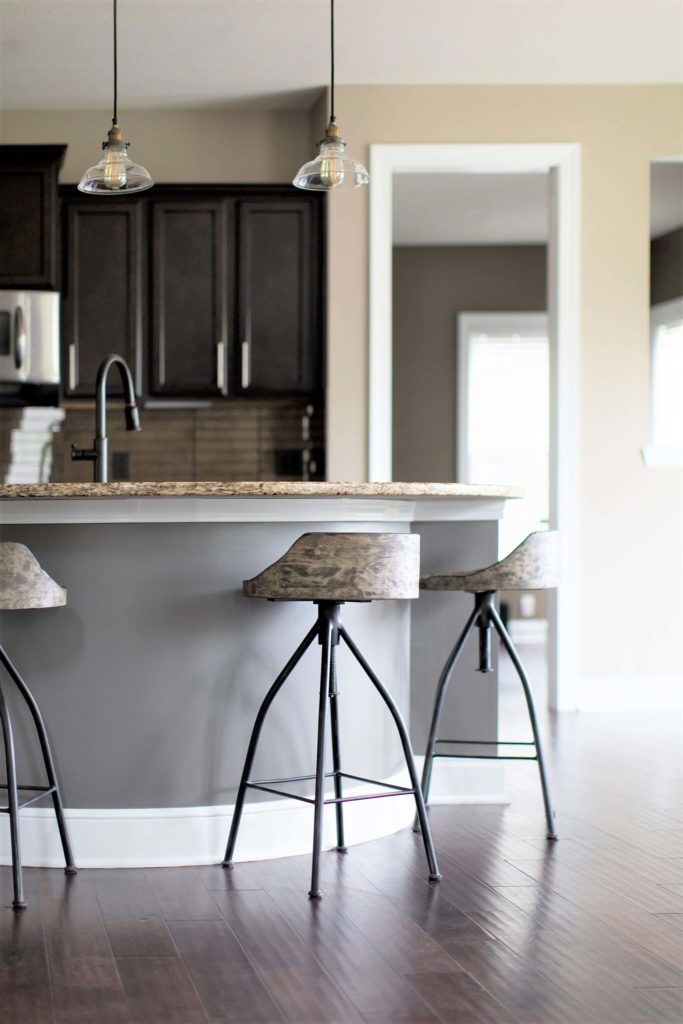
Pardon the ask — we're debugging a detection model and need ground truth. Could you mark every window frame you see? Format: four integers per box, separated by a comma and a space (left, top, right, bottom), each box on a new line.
456, 311, 549, 481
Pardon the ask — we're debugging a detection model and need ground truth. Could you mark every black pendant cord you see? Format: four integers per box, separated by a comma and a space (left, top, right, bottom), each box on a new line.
329, 0, 335, 123
112, 0, 118, 125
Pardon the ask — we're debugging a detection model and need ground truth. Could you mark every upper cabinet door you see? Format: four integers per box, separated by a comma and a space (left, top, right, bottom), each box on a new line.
0, 145, 65, 290
61, 200, 144, 398
150, 201, 228, 397
235, 199, 322, 396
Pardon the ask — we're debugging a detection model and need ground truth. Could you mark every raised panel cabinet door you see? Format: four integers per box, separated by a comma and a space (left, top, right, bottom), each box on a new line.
151, 202, 228, 397
0, 145, 66, 289
236, 200, 321, 396
61, 200, 144, 397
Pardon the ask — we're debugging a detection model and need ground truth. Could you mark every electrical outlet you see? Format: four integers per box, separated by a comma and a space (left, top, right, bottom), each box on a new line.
112, 451, 131, 481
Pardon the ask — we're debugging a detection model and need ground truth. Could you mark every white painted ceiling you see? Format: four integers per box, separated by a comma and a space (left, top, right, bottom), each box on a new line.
1, 0, 682, 111
393, 164, 683, 246
393, 173, 549, 246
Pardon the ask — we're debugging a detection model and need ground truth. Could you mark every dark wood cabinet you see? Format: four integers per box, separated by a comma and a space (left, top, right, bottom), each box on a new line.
0, 145, 65, 289
150, 200, 228, 397
61, 200, 144, 397
59, 185, 324, 402
235, 200, 321, 396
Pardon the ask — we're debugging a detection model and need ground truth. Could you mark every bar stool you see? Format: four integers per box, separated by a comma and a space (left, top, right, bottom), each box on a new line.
0, 543, 77, 909
417, 531, 559, 840
223, 532, 441, 898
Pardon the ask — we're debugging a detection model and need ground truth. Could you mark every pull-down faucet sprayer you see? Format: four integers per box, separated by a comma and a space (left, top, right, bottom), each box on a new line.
71, 354, 141, 483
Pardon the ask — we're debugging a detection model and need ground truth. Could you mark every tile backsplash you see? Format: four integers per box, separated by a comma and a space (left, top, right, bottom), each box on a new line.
0, 400, 324, 484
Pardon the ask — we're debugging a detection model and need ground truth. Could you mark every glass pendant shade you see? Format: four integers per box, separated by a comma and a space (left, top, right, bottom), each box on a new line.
78, 126, 153, 194
293, 2, 368, 192
293, 127, 369, 191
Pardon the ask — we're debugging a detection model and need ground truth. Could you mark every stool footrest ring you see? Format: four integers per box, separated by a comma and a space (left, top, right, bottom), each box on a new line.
431, 753, 539, 762
0, 783, 56, 790
245, 770, 415, 806
433, 738, 538, 761
0, 784, 56, 812
436, 739, 535, 746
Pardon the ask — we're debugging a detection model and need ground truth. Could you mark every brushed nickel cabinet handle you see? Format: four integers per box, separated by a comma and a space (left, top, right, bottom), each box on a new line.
14, 306, 26, 370
241, 339, 251, 389
216, 340, 227, 394
68, 343, 77, 391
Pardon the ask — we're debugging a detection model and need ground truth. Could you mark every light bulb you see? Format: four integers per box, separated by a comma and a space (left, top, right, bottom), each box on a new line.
318, 141, 345, 188
102, 141, 128, 190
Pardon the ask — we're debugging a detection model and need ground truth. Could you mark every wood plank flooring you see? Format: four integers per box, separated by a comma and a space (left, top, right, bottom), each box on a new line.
1, 650, 682, 1022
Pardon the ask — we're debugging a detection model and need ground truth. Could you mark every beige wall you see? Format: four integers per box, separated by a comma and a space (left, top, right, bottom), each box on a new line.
392, 245, 546, 481
0, 108, 313, 183
326, 85, 683, 686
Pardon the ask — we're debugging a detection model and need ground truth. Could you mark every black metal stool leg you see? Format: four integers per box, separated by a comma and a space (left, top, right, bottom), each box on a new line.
413, 603, 480, 832
0, 645, 76, 873
339, 626, 441, 882
0, 681, 26, 909
488, 604, 558, 840
328, 644, 346, 853
309, 612, 334, 899
223, 621, 319, 867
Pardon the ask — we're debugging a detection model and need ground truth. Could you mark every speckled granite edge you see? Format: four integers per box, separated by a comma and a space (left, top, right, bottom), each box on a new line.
0, 481, 523, 500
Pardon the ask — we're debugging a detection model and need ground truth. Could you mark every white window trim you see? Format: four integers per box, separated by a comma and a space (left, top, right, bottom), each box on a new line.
456, 311, 549, 481
642, 296, 683, 468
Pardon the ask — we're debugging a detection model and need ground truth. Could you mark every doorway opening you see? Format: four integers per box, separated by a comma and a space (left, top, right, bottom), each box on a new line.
368, 144, 580, 712
644, 160, 683, 469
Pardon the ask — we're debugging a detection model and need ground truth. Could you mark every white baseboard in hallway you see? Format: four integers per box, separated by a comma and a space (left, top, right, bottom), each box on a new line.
0, 758, 507, 869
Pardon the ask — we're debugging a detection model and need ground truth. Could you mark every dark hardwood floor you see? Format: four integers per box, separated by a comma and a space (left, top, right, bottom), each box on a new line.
1, 648, 682, 1023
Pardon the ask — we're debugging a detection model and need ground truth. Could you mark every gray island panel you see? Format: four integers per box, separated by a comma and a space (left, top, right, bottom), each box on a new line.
0, 489, 504, 822
1, 521, 414, 808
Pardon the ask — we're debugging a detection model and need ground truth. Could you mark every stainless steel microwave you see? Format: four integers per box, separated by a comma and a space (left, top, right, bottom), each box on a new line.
0, 290, 60, 405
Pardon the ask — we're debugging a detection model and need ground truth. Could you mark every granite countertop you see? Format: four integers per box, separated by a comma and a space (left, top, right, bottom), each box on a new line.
0, 481, 523, 501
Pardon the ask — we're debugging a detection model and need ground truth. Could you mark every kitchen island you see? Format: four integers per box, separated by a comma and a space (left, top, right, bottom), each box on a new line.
0, 482, 520, 868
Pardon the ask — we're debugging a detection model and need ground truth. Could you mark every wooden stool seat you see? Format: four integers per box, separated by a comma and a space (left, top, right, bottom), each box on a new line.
0, 542, 67, 610
420, 531, 559, 594
244, 532, 420, 602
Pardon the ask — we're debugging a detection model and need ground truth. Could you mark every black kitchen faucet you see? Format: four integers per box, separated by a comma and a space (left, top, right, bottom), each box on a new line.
71, 354, 140, 483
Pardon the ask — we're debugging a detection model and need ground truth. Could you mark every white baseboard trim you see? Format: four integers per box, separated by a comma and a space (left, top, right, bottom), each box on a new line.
577, 675, 683, 711
508, 618, 548, 645
0, 758, 508, 869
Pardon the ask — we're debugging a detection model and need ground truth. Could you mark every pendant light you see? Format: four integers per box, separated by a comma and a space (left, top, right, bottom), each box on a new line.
293, 0, 369, 191
78, 0, 153, 194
